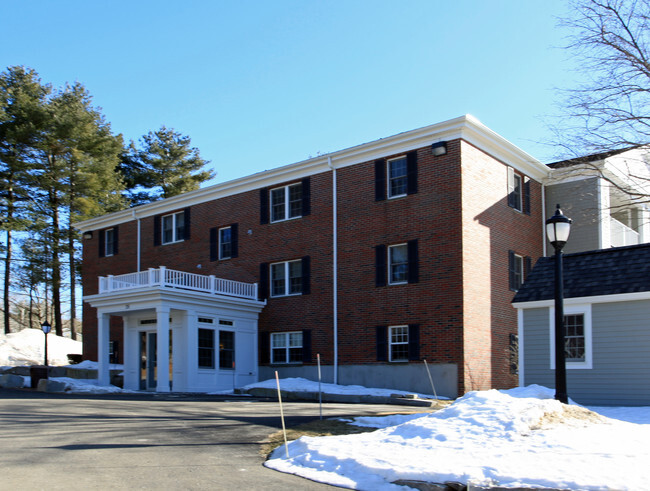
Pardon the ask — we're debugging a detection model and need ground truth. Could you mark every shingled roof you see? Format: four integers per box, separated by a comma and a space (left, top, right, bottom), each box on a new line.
512, 243, 650, 304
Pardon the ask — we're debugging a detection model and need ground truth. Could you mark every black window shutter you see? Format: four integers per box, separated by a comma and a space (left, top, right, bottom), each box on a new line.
376, 326, 388, 362
113, 226, 119, 256
301, 256, 311, 295
260, 332, 270, 364
508, 250, 516, 291
260, 188, 269, 225
407, 239, 419, 283
507, 167, 516, 208
98, 229, 105, 258
408, 324, 420, 361
301, 177, 311, 217
259, 263, 269, 300
375, 245, 387, 287
184, 208, 191, 240
231, 223, 239, 258
407, 151, 418, 195
154, 215, 161, 246
302, 329, 312, 363
523, 177, 531, 215
375, 159, 386, 201
209, 227, 218, 261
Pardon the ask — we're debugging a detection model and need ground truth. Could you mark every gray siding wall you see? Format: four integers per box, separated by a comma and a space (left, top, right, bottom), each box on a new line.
546, 178, 601, 254
523, 301, 650, 405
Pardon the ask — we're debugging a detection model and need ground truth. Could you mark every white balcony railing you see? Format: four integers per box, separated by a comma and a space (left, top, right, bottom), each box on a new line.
98, 267, 258, 300
610, 217, 640, 247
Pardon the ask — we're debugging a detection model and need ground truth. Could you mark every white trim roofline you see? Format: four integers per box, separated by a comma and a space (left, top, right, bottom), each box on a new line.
74, 114, 549, 232
512, 290, 650, 310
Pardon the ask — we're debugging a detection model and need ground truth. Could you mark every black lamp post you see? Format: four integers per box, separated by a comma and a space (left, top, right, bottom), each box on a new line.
545, 204, 572, 404
41, 320, 52, 367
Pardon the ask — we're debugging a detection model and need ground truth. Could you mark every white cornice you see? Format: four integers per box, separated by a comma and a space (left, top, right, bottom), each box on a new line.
74, 115, 549, 231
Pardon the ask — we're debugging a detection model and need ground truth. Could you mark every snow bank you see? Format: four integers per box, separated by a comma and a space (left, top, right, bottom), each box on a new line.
266, 387, 650, 490
0, 329, 81, 367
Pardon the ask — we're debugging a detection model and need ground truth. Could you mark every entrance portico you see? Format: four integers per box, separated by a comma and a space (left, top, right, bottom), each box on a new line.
86, 267, 265, 392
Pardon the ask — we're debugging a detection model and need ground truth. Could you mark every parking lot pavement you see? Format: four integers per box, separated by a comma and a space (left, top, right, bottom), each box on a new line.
0, 389, 412, 490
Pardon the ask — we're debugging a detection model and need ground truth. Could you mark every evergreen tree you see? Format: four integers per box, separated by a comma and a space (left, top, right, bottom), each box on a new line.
0, 66, 49, 334
121, 126, 214, 204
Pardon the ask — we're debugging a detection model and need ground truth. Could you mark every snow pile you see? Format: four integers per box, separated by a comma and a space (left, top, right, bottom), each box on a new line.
0, 329, 81, 366
266, 386, 650, 490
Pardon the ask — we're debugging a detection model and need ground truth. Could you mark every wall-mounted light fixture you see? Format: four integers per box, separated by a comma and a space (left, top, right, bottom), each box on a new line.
431, 141, 447, 156
82, 231, 93, 240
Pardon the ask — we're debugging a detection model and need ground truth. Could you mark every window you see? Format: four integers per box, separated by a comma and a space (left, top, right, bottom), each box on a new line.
376, 240, 419, 287
388, 156, 408, 198
162, 211, 185, 244
271, 331, 303, 364
376, 324, 420, 362
507, 167, 531, 214
219, 331, 235, 369
271, 182, 303, 222
99, 227, 118, 258
271, 260, 303, 297
375, 151, 418, 201
509, 251, 531, 292
219, 226, 232, 259
389, 244, 408, 284
198, 328, 215, 369
389, 325, 409, 362
564, 314, 585, 362
104, 228, 116, 257
550, 305, 592, 369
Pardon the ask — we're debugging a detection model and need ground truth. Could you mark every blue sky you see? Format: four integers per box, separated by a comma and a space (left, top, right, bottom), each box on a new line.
1, 0, 577, 185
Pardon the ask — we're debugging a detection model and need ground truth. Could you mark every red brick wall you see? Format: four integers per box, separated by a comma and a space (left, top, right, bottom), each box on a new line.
460, 141, 543, 392
80, 137, 543, 397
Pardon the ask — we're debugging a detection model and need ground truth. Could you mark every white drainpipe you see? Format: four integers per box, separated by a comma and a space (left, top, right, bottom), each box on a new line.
328, 156, 339, 384
133, 209, 141, 272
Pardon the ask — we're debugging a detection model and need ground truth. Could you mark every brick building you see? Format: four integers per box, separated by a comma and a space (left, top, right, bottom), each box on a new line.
75, 115, 549, 397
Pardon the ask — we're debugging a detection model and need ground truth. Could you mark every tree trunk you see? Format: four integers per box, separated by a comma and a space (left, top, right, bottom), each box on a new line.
3, 229, 10, 334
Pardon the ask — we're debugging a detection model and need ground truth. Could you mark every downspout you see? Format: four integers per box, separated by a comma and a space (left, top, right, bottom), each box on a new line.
133, 210, 141, 272
542, 182, 547, 257
327, 156, 338, 384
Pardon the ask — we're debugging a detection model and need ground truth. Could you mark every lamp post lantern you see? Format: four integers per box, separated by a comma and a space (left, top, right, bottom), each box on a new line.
546, 204, 572, 404
41, 320, 52, 366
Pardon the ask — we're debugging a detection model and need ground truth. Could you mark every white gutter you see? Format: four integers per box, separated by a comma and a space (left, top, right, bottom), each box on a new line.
328, 156, 338, 384
133, 209, 141, 272
542, 182, 547, 257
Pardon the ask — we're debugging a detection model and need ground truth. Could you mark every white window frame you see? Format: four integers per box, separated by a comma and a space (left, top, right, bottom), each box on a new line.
198, 327, 215, 369
161, 211, 185, 244
104, 227, 115, 257
549, 304, 593, 369
219, 226, 232, 260
270, 182, 302, 223
218, 329, 235, 370
509, 170, 523, 212
270, 260, 302, 297
388, 244, 408, 285
387, 156, 408, 199
271, 331, 303, 364
389, 325, 409, 362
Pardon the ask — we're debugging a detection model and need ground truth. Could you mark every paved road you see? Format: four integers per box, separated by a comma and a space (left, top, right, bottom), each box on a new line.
0, 388, 411, 490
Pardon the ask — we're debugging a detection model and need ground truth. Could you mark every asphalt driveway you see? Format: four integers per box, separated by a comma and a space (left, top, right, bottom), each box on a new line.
0, 388, 409, 490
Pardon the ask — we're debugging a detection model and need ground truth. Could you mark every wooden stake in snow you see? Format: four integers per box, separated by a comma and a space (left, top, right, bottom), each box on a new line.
423, 359, 439, 400
275, 371, 290, 458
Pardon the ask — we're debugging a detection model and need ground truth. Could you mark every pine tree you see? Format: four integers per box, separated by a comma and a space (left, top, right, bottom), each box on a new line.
121, 126, 214, 204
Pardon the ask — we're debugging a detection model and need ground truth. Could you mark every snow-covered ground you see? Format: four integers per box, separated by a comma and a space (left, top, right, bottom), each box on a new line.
2, 329, 650, 490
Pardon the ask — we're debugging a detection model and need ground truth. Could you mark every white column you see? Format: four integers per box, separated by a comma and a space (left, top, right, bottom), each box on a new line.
97, 312, 111, 387
156, 306, 171, 392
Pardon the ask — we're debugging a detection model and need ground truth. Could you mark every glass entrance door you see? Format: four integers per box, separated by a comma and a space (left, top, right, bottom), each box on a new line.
139, 331, 157, 391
